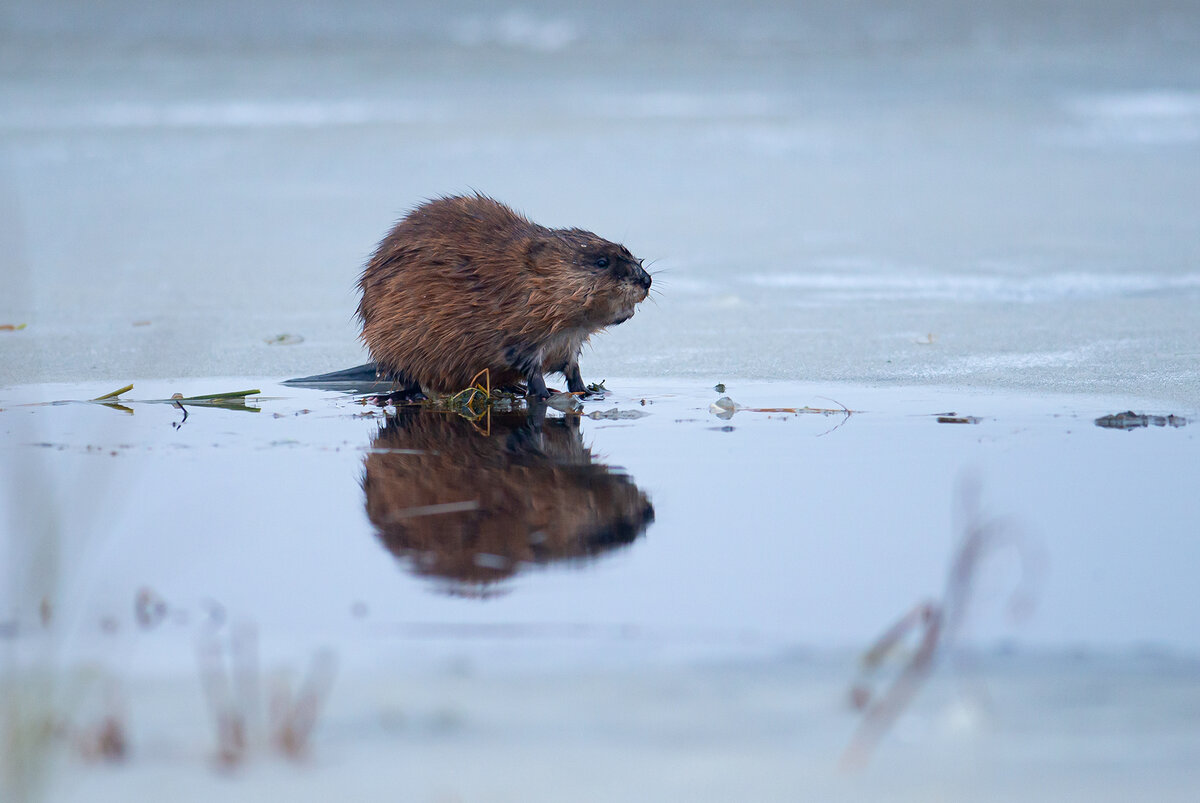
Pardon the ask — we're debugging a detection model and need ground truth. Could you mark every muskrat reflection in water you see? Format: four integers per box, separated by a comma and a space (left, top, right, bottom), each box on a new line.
362, 407, 654, 595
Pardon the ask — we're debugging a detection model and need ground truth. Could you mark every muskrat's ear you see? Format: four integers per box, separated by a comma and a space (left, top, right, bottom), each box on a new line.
524, 239, 549, 271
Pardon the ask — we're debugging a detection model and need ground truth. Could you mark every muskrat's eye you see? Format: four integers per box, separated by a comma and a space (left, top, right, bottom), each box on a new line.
595, 256, 609, 269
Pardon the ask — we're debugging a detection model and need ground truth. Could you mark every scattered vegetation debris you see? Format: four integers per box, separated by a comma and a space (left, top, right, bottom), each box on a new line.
937, 416, 980, 424
708, 395, 856, 430
1094, 410, 1189, 430
93, 384, 133, 402
72, 385, 260, 417
135, 587, 168, 629
915, 333, 936, 345
435, 368, 494, 420
713, 383, 726, 393
168, 389, 262, 420
132, 320, 151, 327
0, 323, 28, 331
173, 389, 261, 403
841, 478, 1042, 771
586, 380, 608, 394
39, 597, 52, 627
264, 334, 304, 345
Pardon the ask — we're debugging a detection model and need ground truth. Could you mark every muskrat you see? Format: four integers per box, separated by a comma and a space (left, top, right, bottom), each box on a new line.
356, 194, 651, 399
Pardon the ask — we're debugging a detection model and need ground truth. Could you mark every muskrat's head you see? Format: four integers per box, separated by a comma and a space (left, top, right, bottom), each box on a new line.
534, 228, 651, 327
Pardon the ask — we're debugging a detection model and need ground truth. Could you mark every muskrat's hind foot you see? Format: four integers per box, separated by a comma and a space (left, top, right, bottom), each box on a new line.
564, 363, 588, 395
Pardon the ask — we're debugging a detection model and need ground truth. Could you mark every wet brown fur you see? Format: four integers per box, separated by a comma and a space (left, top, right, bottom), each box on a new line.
357, 194, 651, 396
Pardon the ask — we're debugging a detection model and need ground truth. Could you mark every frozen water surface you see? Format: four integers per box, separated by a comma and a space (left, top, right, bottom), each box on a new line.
2, 1, 1200, 800
2, 0, 1199, 401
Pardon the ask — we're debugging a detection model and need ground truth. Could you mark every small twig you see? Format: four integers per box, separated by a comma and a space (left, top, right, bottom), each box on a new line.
92, 384, 134, 401
814, 397, 853, 437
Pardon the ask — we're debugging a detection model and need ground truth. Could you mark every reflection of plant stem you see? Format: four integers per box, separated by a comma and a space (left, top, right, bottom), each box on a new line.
841, 603, 942, 771
841, 478, 1041, 770
172, 400, 189, 430
198, 624, 336, 768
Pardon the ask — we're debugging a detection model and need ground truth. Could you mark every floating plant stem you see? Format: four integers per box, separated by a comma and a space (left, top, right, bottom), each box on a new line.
92, 384, 134, 402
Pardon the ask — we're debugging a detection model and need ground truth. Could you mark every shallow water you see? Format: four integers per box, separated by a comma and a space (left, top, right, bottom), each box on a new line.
3, 379, 1198, 664
2, 379, 1198, 800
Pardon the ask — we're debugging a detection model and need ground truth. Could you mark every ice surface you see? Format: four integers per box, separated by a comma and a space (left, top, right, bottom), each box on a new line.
1, 0, 1198, 402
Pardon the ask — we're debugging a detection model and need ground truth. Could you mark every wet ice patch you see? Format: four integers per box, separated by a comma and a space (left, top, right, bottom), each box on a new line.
1, 99, 441, 131
744, 269, 1200, 303
568, 91, 782, 122
1055, 90, 1200, 146
450, 10, 579, 52
937, 348, 1094, 372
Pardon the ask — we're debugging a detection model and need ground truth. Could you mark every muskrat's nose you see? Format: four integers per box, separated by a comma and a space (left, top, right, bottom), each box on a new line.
636, 268, 652, 290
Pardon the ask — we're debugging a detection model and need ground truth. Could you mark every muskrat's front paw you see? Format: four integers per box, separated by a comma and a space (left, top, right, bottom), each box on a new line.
525, 373, 552, 400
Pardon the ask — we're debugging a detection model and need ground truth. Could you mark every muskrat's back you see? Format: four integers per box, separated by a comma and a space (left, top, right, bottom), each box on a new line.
357, 194, 651, 397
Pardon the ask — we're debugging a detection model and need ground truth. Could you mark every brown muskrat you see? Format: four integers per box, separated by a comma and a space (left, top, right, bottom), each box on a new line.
356, 194, 651, 399
363, 406, 654, 593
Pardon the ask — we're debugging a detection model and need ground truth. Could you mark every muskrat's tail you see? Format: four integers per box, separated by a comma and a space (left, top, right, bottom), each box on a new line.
283, 362, 398, 392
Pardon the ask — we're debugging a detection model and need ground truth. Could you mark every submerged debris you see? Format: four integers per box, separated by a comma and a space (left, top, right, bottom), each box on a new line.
73, 690, 129, 764
937, 415, 981, 424
1094, 410, 1188, 430
135, 587, 168, 629
264, 334, 304, 345
0, 323, 28, 331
